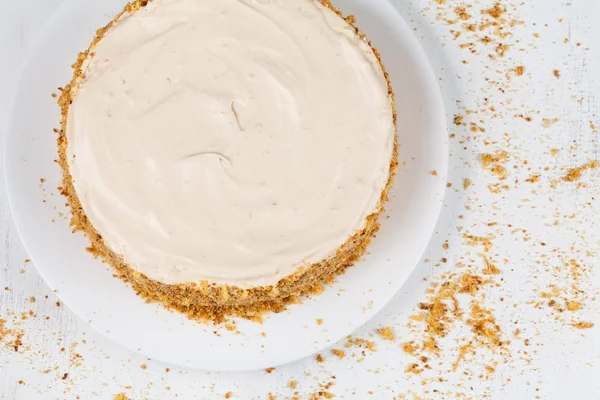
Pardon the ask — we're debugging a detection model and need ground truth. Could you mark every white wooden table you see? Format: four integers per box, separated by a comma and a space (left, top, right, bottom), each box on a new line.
1, 1, 599, 399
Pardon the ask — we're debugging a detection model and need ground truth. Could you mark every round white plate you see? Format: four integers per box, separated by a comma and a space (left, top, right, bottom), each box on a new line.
4, 0, 447, 371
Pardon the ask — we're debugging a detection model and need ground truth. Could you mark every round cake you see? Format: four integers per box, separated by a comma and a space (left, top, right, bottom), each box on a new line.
57, 0, 397, 322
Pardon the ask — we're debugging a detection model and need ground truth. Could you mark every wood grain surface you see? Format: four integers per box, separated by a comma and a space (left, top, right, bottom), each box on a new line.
1, 0, 599, 399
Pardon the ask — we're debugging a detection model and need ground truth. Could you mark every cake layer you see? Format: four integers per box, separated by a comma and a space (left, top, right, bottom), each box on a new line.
66, 0, 395, 288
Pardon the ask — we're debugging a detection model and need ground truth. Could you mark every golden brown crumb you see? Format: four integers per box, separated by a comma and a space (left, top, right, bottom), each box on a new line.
265, 367, 276, 373
487, 182, 504, 194
376, 326, 394, 341
402, 341, 418, 355
481, 151, 508, 167
406, 363, 421, 374
452, 344, 471, 372
515, 65, 524, 76
566, 169, 583, 182
482, 256, 500, 275
430, 170, 438, 176
514, 329, 521, 337
454, 6, 471, 21
566, 301, 581, 311
331, 349, 345, 358
553, 69, 560, 78
463, 178, 472, 190
543, 118, 559, 128
140, 364, 146, 370
453, 115, 464, 125
316, 318, 323, 325
484, 3, 505, 19
316, 354, 324, 363
481, 151, 508, 180
289, 380, 297, 389
463, 234, 493, 250
114, 394, 130, 400
562, 160, 598, 182
573, 322, 594, 329
525, 174, 540, 183
225, 392, 233, 399
345, 336, 376, 352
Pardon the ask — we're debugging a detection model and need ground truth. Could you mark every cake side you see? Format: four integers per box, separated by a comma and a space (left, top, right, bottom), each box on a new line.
57, 0, 398, 323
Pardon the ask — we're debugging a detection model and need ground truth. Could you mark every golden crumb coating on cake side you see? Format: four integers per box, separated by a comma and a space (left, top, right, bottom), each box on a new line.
56, 0, 398, 323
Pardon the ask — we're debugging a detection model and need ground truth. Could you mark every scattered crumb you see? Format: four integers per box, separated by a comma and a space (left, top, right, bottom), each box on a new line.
345, 336, 376, 352
452, 344, 472, 372
573, 322, 594, 329
562, 160, 598, 182
525, 174, 540, 183
406, 363, 421, 374
542, 118, 559, 128
402, 341, 418, 355
481, 151, 509, 180
265, 367, 276, 374
376, 326, 395, 341
515, 65, 524, 76
331, 349, 345, 359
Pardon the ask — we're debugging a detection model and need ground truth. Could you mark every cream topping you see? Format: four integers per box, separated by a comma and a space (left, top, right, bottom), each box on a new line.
67, 0, 395, 288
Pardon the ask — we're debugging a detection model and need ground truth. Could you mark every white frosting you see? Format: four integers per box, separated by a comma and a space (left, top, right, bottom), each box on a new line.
67, 0, 395, 288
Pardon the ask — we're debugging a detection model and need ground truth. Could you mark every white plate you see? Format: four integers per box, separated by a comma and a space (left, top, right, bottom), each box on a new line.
4, 0, 447, 371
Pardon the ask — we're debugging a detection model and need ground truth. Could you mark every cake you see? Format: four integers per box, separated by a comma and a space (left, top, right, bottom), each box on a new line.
57, 0, 398, 322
